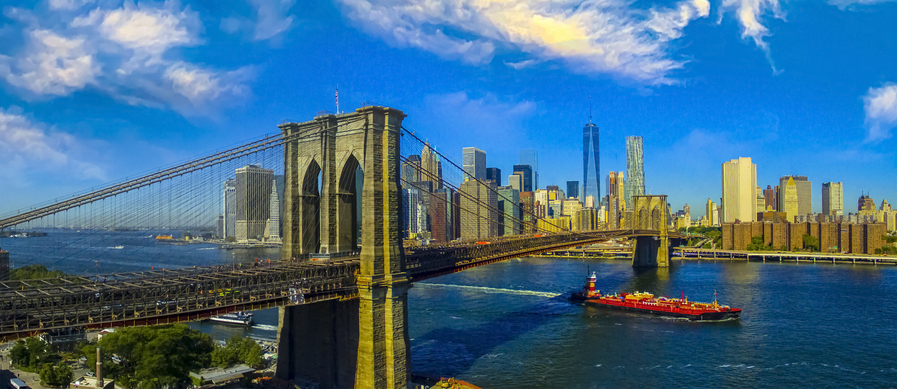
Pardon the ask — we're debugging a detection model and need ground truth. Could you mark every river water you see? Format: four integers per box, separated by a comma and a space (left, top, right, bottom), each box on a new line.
4, 231, 897, 388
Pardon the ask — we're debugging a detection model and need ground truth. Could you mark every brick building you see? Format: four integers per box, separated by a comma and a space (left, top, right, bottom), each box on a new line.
722, 221, 886, 254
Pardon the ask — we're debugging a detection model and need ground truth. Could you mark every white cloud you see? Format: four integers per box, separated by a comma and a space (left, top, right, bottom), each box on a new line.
252, 0, 296, 40
0, 107, 106, 181
828, 0, 896, 9
337, 0, 711, 84
504, 59, 541, 70
76, 5, 198, 55
48, 0, 95, 11
0, 1, 252, 117
863, 83, 897, 142
163, 61, 253, 110
0, 29, 99, 96
219, 0, 297, 42
719, 0, 783, 50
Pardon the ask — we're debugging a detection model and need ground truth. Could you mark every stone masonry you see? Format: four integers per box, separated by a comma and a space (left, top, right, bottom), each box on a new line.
276, 107, 410, 389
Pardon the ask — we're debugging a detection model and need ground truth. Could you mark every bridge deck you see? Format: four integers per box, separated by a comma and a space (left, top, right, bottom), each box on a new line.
0, 230, 677, 341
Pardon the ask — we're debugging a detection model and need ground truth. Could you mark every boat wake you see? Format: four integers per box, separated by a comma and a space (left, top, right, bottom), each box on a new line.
417, 283, 561, 298
252, 324, 278, 331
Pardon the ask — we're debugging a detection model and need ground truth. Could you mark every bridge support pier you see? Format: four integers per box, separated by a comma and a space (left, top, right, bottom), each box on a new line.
355, 278, 411, 388
631, 236, 670, 267
275, 300, 359, 387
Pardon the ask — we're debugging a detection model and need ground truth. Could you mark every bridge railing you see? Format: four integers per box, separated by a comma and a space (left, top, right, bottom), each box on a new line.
0, 259, 359, 336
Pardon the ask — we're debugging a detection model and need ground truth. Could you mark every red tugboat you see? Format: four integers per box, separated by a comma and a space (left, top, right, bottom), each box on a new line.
570, 272, 742, 321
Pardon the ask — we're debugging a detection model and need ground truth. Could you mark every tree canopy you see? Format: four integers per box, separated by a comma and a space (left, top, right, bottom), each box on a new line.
211, 334, 265, 369
10, 337, 53, 369
39, 361, 73, 388
84, 325, 214, 389
10, 264, 67, 280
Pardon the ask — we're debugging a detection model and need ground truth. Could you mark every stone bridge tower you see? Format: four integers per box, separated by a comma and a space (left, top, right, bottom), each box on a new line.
628, 195, 671, 267
276, 106, 409, 388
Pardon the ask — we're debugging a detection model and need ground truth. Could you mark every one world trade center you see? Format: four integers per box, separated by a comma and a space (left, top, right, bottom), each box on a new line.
583, 118, 599, 205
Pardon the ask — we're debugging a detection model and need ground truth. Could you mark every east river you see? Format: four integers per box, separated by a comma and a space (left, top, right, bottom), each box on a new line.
4, 230, 897, 388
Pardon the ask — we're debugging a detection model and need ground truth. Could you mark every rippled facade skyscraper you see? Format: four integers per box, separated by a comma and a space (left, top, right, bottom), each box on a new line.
625, 136, 644, 209
582, 121, 599, 203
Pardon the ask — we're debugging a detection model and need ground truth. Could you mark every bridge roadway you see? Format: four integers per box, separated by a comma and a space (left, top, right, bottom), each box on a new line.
0, 230, 682, 342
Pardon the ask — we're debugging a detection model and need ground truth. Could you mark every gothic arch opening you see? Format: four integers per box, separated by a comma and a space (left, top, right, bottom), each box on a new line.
300, 160, 321, 254
337, 154, 363, 252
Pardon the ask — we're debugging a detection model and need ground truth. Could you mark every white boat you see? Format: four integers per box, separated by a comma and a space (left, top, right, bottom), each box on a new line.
210, 311, 254, 326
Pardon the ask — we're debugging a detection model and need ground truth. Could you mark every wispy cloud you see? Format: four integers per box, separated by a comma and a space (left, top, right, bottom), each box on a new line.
863, 83, 897, 142
0, 107, 106, 184
828, 0, 896, 10
337, 0, 711, 85
0, 1, 253, 117
48, 0, 95, 11
0, 29, 99, 95
718, 0, 784, 72
220, 0, 297, 42
504, 59, 541, 70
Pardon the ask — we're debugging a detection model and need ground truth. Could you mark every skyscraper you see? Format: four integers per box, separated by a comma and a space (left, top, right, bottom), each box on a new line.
235, 164, 274, 241
566, 181, 579, 200
756, 186, 765, 216
460, 179, 497, 239
462, 147, 486, 181
486, 167, 502, 186
763, 185, 776, 211
625, 136, 644, 208
508, 174, 522, 191
421, 144, 442, 188
783, 177, 798, 221
265, 176, 284, 242
583, 120, 599, 202
778, 175, 811, 216
430, 187, 456, 242
859, 194, 876, 212
402, 155, 421, 183
520, 149, 538, 189
222, 179, 236, 239
512, 165, 533, 192
721, 157, 757, 223
403, 188, 420, 238
822, 182, 843, 216
497, 186, 520, 236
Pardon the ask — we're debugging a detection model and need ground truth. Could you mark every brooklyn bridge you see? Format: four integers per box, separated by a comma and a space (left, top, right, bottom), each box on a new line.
0, 106, 680, 388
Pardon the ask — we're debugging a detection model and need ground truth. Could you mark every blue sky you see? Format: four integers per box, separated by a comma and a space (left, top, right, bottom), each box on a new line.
1, 0, 896, 218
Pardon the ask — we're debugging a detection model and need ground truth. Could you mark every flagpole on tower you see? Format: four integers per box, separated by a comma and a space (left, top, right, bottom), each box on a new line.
336, 84, 340, 114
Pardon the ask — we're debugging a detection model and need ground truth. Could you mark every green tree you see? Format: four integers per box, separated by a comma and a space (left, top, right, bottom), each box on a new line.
212, 335, 264, 369
746, 236, 773, 251
10, 265, 67, 280
802, 234, 819, 252
10, 337, 53, 369
97, 325, 214, 389
702, 242, 712, 249
10, 340, 30, 368
883, 235, 897, 243
39, 361, 73, 388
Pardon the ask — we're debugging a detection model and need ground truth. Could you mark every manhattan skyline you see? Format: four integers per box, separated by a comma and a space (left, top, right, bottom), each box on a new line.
0, 0, 896, 218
